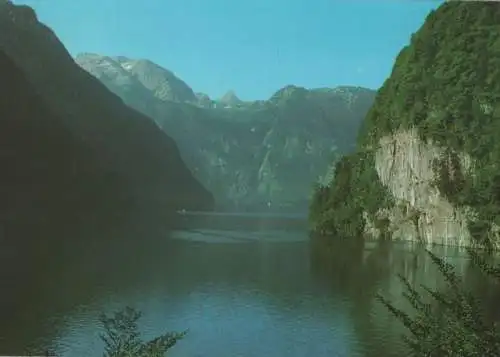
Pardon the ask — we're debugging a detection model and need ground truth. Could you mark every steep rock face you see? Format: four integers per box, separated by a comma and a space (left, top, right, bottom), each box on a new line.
75, 53, 375, 211
310, 2, 500, 248
0, 1, 214, 211
366, 129, 475, 247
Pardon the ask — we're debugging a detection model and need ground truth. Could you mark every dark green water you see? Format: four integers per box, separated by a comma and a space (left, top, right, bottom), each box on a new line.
0, 213, 496, 357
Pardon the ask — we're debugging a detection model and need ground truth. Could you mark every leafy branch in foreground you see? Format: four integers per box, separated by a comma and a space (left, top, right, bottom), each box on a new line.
377, 248, 500, 357
99, 306, 187, 357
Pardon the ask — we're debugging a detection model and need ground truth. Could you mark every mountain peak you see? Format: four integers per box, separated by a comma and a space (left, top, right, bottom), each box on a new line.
0, 0, 38, 24
269, 85, 308, 103
75, 53, 197, 103
219, 90, 241, 105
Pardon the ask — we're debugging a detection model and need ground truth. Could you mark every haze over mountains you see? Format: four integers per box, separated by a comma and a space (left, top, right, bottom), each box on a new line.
0, 0, 376, 219
76, 53, 376, 212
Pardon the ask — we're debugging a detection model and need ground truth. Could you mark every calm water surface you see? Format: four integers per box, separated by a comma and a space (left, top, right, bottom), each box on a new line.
0, 213, 496, 357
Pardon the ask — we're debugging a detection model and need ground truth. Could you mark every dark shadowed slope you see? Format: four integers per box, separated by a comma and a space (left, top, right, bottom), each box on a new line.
0, 1, 214, 212
0, 49, 105, 237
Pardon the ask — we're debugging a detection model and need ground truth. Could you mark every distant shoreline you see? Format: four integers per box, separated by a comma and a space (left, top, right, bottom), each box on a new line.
176, 210, 307, 220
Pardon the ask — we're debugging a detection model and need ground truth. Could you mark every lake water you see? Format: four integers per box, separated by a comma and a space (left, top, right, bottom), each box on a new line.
0, 212, 497, 357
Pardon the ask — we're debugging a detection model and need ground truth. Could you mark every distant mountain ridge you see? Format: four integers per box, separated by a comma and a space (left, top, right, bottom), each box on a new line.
75, 53, 375, 211
75, 56, 376, 212
77, 53, 199, 103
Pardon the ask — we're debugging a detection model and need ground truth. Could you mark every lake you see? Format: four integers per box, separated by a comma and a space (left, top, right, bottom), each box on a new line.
0, 212, 497, 357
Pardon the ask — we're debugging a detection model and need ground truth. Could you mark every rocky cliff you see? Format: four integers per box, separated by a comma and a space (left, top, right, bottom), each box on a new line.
310, 2, 500, 249
367, 129, 475, 246
75, 53, 376, 212
0, 1, 214, 212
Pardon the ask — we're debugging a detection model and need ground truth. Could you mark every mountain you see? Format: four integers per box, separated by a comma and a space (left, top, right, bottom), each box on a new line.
0, 1, 214, 213
310, 2, 500, 249
75, 53, 376, 212
77, 53, 199, 104
0, 49, 103, 234
195, 92, 214, 108
218, 90, 242, 107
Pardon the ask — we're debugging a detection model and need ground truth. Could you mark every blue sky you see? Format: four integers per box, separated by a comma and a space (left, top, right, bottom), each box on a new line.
15, 0, 439, 100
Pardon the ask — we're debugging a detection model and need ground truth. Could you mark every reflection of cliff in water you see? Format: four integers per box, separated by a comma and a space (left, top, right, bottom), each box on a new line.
309, 235, 474, 357
461, 251, 500, 324
3, 218, 499, 356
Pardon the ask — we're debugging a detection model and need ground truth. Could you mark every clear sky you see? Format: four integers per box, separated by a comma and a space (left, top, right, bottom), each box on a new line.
15, 0, 440, 101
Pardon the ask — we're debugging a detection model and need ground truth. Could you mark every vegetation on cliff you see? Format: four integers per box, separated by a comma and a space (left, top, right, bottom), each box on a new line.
309, 151, 393, 237
310, 2, 500, 246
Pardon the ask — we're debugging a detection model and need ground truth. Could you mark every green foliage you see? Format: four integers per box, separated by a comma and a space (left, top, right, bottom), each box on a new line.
309, 151, 393, 237
429, 149, 468, 213
99, 307, 187, 357
310, 3, 500, 245
366, 2, 500, 246
377, 249, 500, 357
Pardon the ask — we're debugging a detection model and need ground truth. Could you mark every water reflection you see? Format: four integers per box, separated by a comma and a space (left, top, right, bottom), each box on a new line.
0, 215, 498, 357
309, 236, 477, 357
